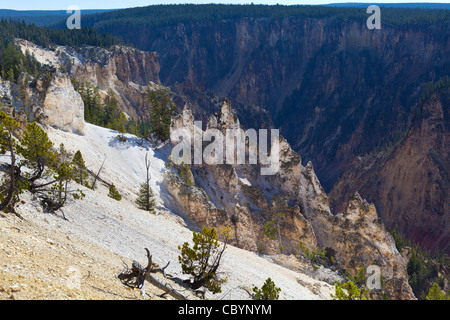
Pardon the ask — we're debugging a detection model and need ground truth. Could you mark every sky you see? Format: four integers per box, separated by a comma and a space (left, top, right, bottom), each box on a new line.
1, 0, 449, 11
0, 0, 450, 10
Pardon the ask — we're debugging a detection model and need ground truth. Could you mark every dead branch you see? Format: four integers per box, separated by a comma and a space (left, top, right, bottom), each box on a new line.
91, 157, 106, 190
239, 286, 257, 300
118, 248, 188, 300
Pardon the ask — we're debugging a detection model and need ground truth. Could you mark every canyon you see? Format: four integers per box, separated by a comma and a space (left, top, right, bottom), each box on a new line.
1, 35, 419, 299
83, 13, 449, 255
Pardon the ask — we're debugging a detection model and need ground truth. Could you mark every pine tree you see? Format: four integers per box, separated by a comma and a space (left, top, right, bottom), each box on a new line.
252, 278, 281, 300
71, 150, 89, 187
135, 153, 156, 213
104, 89, 122, 128
108, 183, 122, 201
0, 111, 23, 213
16, 121, 57, 189
48, 160, 74, 211
178, 226, 231, 294
135, 182, 156, 213
331, 281, 371, 300
146, 85, 176, 141
426, 282, 448, 300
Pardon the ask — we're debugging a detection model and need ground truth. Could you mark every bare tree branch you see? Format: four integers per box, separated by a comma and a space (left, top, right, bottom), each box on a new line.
118, 248, 188, 300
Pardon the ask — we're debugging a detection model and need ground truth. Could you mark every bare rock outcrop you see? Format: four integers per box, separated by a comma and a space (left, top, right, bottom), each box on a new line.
65, 45, 160, 120
38, 68, 85, 135
164, 102, 317, 254
323, 193, 415, 299
1, 67, 85, 135
163, 101, 415, 299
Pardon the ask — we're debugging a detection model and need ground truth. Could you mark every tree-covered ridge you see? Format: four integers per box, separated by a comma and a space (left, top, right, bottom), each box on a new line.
79, 4, 450, 30
0, 42, 42, 82
0, 9, 115, 27
0, 18, 123, 49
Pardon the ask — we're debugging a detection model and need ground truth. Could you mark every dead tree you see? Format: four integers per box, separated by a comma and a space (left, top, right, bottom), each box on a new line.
90, 157, 106, 190
118, 248, 188, 300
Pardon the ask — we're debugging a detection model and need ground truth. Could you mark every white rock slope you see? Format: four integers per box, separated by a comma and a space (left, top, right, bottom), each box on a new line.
40, 123, 334, 300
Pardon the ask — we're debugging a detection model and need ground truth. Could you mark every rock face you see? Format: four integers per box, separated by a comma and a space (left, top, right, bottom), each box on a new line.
111, 17, 449, 255
39, 69, 85, 135
164, 101, 415, 299
318, 193, 415, 299
330, 89, 450, 255
164, 102, 318, 255
65, 45, 160, 120
0, 67, 85, 135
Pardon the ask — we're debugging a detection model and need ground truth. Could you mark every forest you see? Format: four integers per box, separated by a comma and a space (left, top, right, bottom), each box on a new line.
76, 4, 450, 31
0, 18, 122, 50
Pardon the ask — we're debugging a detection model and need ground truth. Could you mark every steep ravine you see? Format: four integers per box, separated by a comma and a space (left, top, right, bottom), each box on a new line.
104, 16, 449, 255
8, 36, 423, 299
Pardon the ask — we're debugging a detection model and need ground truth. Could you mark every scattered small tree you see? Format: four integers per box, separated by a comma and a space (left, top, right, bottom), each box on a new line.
38, 143, 85, 213
108, 183, 122, 201
71, 150, 89, 187
252, 277, 281, 300
16, 121, 57, 190
146, 85, 176, 141
178, 226, 232, 294
135, 182, 156, 212
297, 242, 330, 266
178, 162, 193, 186
426, 282, 448, 300
135, 153, 156, 213
45, 160, 73, 211
1, 116, 84, 214
0, 111, 24, 213
263, 212, 285, 252
331, 281, 371, 300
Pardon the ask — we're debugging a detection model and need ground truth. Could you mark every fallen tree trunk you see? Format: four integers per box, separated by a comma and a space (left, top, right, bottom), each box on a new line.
118, 248, 189, 300
146, 273, 189, 300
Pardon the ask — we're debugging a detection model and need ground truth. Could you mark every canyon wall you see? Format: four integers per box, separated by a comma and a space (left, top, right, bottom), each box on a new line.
115, 17, 449, 254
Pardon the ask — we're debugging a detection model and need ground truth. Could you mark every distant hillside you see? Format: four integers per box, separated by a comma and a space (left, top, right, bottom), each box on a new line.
1, 4, 448, 28
0, 18, 123, 49
324, 3, 450, 9
0, 9, 114, 27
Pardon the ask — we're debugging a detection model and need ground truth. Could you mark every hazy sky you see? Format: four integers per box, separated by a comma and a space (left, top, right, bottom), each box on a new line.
2, 0, 449, 11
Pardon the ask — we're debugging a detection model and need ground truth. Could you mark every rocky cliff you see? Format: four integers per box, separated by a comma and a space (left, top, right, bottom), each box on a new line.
0, 65, 85, 135
103, 16, 449, 255
164, 101, 415, 299
3, 36, 420, 298
134, 17, 449, 185
330, 88, 449, 255
63, 45, 160, 120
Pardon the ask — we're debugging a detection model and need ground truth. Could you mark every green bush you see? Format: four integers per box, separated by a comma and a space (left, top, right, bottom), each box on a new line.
252, 277, 281, 300
331, 281, 371, 300
426, 282, 449, 300
108, 183, 122, 201
178, 226, 231, 294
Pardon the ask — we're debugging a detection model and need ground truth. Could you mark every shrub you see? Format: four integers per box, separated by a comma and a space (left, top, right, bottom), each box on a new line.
331, 281, 370, 300
426, 282, 448, 300
178, 226, 232, 294
252, 277, 281, 300
108, 183, 122, 201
